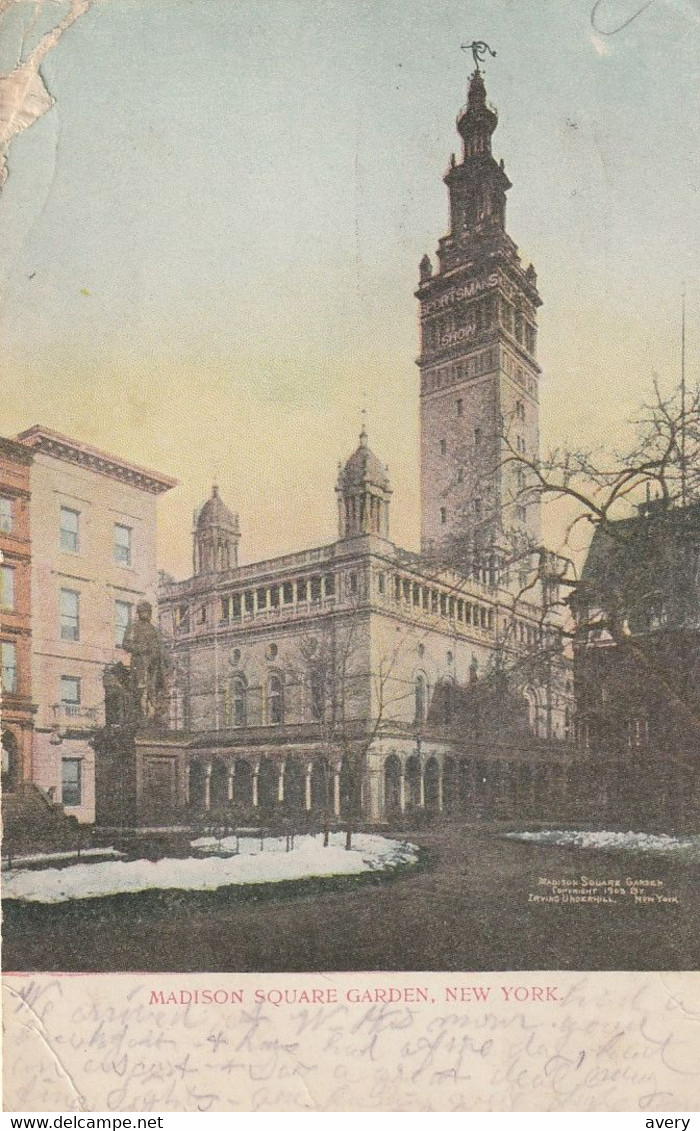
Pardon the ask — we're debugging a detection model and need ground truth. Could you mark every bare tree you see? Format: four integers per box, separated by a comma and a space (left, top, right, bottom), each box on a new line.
291, 596, 423, 847
497, 378, 700, 739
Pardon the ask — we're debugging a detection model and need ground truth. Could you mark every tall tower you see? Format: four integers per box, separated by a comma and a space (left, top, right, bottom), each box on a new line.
417, 66, 542, 570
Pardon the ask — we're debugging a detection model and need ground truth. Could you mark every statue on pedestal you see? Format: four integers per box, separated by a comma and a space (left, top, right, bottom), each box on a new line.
120, 600, 168, 724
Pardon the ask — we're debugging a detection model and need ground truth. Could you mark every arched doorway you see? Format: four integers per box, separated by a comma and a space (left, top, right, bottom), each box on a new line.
405, 755, 421, 810
233, 759, 253, 809
458, 758, 471, 812
310, 757, 329, 813
443, 756, 456, 814
339, 756, 353, 818
188, 760, 207, 809
384, 754, 401, 818
210, 759, 229, 810
1, 730, 19, 793
283, 759, 304, 812
257, 757, 277, 811
424, 757, 440, 810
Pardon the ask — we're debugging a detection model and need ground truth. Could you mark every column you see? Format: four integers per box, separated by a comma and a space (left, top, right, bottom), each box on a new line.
399, 766, 406, 813
419, 762, 425, 809
305, 763, 312, 811
185, 763, 191, 805
333, 766, 341, 816
438, 763, 444, 812
278, 763, 285, 804
204, 762, 212, 811
252, 762, 259, 808
228, 764, 234, 802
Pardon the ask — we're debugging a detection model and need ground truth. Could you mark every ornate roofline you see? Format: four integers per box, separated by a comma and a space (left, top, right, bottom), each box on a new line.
15, 426, 178, 495
0, 436, 34, 466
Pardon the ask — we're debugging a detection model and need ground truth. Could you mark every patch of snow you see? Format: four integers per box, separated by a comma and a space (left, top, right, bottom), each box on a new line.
2, 833, 419, 904
2, 847, 124, 866
505, 829, 700, 860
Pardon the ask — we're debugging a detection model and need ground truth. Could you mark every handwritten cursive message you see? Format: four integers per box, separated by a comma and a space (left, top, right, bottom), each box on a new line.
3, 973, 699, 1112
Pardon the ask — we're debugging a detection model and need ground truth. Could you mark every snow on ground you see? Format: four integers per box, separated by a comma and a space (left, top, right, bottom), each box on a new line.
3, 847, 124, 867
2, 833, 419, 904
505, 829, 700, 860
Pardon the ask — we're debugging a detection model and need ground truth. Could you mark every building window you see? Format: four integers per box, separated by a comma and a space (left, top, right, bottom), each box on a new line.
440, 507, 447, 525
443, 681, 454, 725
115, 600, 132, 646
244, 590, 254, 613
457, 467, 464, 483
60, 507, 80, 554
267, 675, 284, 725
310, 576, 322, 602
1, 642, 17, 694
0, 566, 14, 610
440, 438, 447, 455
414, 674, 427, 724
232, 594, 242, 618
297, 580, 307, 603
114, 524, 132, 567
309, 669, 324, 720
175, 603, 190, 632
231, 677, 247, 727
474, 498, 482, 518
197, 605, 208, 624
59, 589, 80, 641
61, 758, 82, 807
283, 582, 294, 604
456, 399, 463, 417
0, 497, 12, 533
324, 573, 335, 597
347, 572, 358, 596
377, 572, 385, 595
257, 587, 268, 609
60, 676, 81, 715
474, 428, 482, 449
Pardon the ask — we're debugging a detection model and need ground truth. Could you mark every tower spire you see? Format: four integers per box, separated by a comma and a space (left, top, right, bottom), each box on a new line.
415, 54, 542, 561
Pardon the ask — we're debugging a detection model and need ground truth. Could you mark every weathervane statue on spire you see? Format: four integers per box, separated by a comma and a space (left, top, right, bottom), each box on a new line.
461, 40, 497, 71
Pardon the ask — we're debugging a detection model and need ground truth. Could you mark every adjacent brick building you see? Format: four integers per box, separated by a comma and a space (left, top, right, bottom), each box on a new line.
15, 426, 177, 823
0, 436, 35, 792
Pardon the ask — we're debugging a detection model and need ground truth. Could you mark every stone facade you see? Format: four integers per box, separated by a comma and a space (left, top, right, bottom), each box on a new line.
16, 426, 177, 823
417, 69, 542, 559
157, 429, 571, 824
0, 436, 35, 792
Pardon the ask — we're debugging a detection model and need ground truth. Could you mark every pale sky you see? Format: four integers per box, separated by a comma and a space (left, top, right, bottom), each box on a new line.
1, 0, 698, 577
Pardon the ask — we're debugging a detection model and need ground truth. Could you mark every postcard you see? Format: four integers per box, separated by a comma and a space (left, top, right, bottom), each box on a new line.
1, 0, 699, 1113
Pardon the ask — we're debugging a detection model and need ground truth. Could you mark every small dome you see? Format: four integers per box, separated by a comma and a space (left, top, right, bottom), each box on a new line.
196, 485, 238, 531
338, 428, 390, 492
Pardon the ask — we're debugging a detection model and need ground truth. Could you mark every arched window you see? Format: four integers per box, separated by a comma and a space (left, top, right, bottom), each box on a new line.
267, 674, 284, 725
443, 680, 454, 726
414, 674, 427, 725
231, 676, 247, 728
1, 730, 19, 792
309, 668, 324, 720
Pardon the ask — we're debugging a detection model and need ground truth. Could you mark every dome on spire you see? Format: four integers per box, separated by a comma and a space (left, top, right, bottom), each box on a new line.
193, 485, 240, 575
336, 426, 392, 541
196, 484, 238, 532
337, 427, 390, 493
457, 68, 498, 152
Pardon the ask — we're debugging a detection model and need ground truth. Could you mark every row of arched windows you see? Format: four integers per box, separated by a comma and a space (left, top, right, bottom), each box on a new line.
224, 673, 284, 728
